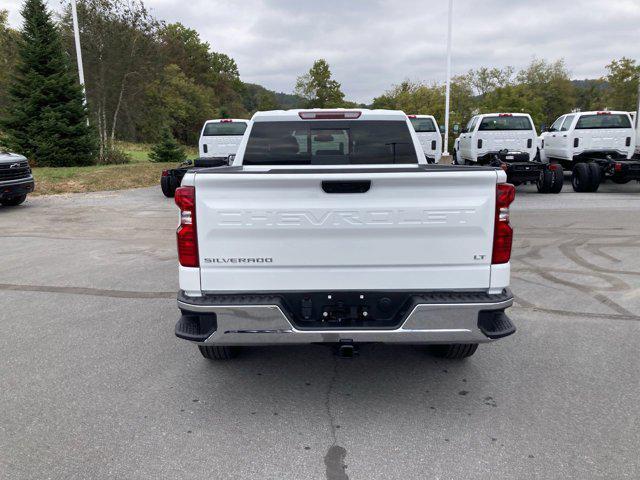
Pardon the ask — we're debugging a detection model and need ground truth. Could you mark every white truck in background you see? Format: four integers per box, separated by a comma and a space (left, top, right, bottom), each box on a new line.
455, 113, 562, 193
629, 111, 640, 158
173, 108, 516, 361
407, 114, 442, 163
199, 119, 249, 158
539, 111, 638, 192
161, 119, 250, 197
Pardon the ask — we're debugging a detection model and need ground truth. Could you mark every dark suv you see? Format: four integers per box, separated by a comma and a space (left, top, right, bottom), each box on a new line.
0, 152, 35, 206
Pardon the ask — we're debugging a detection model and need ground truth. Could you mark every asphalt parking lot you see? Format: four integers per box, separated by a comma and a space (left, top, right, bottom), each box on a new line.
1, 181, 640, 480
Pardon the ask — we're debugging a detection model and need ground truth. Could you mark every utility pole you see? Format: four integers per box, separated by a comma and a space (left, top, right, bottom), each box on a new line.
443, 0, 453, 156
71, 0, 88, 125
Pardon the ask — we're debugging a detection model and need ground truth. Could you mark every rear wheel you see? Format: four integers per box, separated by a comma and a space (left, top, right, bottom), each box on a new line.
550, 165, 564, 193
198, 345, 240, 360
536, 169, 553, 193
0, 194, 27, 206
571, 163, 591, 192
428, 343, 478, 359
587, 162, 601, 192
161, 175, 176, 197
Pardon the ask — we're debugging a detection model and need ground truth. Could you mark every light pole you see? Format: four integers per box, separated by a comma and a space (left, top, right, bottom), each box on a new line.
70, 0, 88, 124
443, 0, 453, 156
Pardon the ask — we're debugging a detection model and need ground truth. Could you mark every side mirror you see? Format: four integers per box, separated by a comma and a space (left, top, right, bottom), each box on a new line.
227, 154, 235, 164
453, 124, 460, 134
439, 124, 446, 134
539, 124, 546, 133
181, 159, 193, 167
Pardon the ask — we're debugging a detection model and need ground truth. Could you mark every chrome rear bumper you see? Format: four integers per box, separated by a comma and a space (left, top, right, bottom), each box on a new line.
176, 290, 514, 346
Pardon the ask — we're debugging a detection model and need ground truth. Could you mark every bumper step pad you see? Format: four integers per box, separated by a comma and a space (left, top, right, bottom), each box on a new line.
477, 310, 516, 339
175, 314, 217, 342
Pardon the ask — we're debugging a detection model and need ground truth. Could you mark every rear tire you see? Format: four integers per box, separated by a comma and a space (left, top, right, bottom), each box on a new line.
161, 175, 176, 197
571, 163, 591, 192
428, 343, 478, 359
198, 345, 240, 360
587, 162, 601, 192
452, 149, 458, 165
536, 169, 553, 193
0, 194, 27, 206
550, 165, 564, 193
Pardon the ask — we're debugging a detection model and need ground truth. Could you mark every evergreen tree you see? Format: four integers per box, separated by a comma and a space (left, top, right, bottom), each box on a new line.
148, 128, 187, 163
0, 0, 96, 166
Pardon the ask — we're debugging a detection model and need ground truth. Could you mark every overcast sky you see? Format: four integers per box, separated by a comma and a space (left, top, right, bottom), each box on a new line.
5, 0, 640, 102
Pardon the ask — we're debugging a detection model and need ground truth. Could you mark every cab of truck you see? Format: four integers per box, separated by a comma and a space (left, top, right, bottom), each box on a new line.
198, 119, 249, 158
456, 113, 537, 165
540, 111, 635, 162
407, 114, 442, 163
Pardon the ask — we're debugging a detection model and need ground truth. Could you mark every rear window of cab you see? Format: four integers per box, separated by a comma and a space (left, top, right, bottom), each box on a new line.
243, 120, 418, 165
575, 114, 631, 129
203, 122, 247, 136
478, 116, 533, 131
410, 117, 437, 132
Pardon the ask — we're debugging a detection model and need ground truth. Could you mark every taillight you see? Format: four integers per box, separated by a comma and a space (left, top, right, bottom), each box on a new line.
161, 169, 169, 177
220, 119, 233, 123
614, 162, 623, 172
175, 186, 199, 267
407, 114, 417, 119
492, 183, 515, 264
499, 113, 513, 117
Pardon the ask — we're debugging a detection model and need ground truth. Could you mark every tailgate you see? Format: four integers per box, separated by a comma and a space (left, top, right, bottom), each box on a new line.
195, 169, 498, 292
479, 131, 532, 152
579, 128, 633, 150
201, 135, 243, 157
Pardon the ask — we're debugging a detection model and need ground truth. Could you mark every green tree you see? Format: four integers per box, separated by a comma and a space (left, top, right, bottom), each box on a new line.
1, 0, 96, 166
148, 127, 186, 163
256, 91, 279, 111
295, 59, 345, 108
59, 0, 161, 158
515, 58, 576, 128
604, 57, 639, 111
574, 79, 607, 112
0, 10, 21, 113
142, 64, 215, 144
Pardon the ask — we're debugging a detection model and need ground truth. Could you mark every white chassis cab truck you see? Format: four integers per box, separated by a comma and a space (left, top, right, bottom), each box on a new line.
161, 119, 250, 198
407, 114, 442, 163
628, 111, 640, 158
455, 113, 562, 193
199, 119, 249, 158
173, 108, 516, 361
540, 111, 638, 192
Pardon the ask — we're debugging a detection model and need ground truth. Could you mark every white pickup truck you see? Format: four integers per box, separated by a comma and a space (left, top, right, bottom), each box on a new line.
454, 113, 562, 193
540, 111, 638, 192
199, 119, 249, 158
173, 109, 516, 360
407, 114, 442, 163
